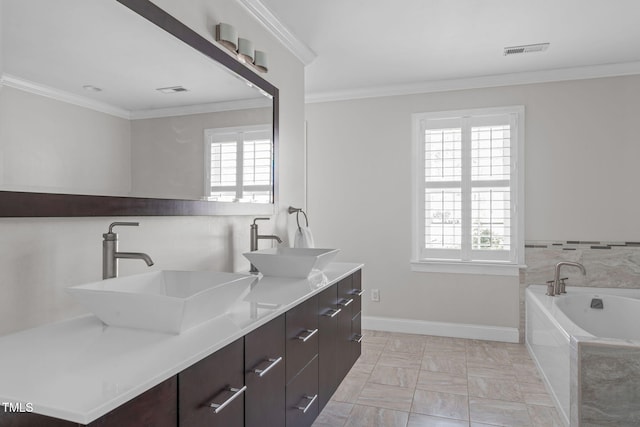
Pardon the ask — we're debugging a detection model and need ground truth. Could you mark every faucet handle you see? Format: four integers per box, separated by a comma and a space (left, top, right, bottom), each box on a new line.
104, 222, 140, 240
108, 222, 140, 233
545, 280, 555, 296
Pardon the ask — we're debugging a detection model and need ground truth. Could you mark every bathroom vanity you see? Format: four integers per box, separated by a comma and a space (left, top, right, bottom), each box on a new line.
0, 263, 362, 427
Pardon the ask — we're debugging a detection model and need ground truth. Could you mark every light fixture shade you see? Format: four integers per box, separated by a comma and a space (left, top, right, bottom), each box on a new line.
215, 23, 238, 52
237, 38, 254, 63
253, 50, 268, 73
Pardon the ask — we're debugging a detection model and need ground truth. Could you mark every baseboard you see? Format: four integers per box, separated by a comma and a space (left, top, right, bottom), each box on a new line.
362, 315, 520, 343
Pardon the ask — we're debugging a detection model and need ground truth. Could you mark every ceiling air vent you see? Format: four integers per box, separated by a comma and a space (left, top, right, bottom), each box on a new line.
504, 43, 550, 56
156, 86, 189, 94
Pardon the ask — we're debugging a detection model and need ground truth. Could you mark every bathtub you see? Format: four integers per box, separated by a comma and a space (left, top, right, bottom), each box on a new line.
525, 284, 640, 426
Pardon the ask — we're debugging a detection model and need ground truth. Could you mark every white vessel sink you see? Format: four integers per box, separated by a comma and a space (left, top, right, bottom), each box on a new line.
67, 271, 256, 334
243, 248, 339, 278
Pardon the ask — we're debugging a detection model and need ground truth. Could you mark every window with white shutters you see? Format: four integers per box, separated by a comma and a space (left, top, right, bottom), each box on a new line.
205, 125, 272, 203
411, 107, 524, 275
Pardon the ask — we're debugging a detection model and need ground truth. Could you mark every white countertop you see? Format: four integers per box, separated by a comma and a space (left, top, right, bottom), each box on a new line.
0, 262, 363, 424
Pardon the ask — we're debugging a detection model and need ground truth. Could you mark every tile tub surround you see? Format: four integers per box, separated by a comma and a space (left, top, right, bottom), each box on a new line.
570, 337, 640, 426
0, 263, 362, 424
520, 241, 640, 342
313, 330, 562, 427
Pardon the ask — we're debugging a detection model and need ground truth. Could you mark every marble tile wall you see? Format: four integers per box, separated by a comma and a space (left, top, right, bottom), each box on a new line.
570, 337, 640, 426
519, 241, 640, 342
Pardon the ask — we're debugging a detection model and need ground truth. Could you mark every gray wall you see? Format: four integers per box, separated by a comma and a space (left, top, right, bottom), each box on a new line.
305, 74, 640, 337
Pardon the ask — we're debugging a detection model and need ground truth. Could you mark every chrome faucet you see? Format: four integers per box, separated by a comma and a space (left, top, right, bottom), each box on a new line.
102, 222, 154, 279
551, 261, 586, 296
249, 217, 282, 273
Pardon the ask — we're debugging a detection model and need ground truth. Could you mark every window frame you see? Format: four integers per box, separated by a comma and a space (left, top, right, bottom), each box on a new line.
411, 106, 525, 276
204, 124, 273, 203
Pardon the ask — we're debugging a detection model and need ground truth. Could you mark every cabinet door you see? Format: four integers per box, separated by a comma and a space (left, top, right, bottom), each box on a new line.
244, 315, 286, 427
285, 356, 319, 427
285, 295, 319, 383
88, 377, 177, 427
317, 284, 339, 411
350, 269, 363, 316
179, 338, 244, 427
336, 276, 354, 382
351, 311, 363, 367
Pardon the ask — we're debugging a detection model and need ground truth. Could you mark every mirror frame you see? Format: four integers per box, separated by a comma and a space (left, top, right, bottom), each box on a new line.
0, 0, 279, 217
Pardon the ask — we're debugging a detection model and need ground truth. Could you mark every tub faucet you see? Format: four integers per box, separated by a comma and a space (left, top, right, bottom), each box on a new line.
553, 261, 586, 295
249, 217, 282, 273
103, 222, 154, 279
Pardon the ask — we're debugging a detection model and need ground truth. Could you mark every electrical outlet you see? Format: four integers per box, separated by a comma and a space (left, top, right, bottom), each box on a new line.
371, 289, 380, 302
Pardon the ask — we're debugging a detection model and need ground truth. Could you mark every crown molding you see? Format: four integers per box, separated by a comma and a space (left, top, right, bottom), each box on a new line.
306, 61, 640, 104
234, 0, 316, 65
130, 97, 272, 120
1, 73, 131, 119
1, 74, 271, 120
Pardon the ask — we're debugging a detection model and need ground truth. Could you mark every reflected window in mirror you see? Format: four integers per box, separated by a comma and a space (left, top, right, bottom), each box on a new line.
205, 125, 273, 203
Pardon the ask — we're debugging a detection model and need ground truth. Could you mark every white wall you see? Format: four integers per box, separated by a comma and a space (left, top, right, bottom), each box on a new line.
0, 0, 305, 337
305, 75, 640, 337
130, 107, 271, 199
0, 87, 132, 195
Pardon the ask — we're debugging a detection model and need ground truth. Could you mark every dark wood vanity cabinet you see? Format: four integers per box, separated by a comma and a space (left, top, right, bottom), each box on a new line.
284, 295, 320, 427
318, 270, 363, 412
3, 269, 363, 427
244, 314, 286, 427
178, 338, 245, 427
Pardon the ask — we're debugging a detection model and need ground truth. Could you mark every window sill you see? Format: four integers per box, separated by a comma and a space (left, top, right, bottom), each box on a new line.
410, 260, 525, 276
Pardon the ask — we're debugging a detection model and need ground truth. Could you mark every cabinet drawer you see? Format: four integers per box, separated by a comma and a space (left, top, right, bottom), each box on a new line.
317, 284, 339, 411
245, 315, 286, 427
179, 338, 245, 427
351, 311, 362, 366
285, 356, 319, 427
285, 295, 318, 383
351, 269, 363, 315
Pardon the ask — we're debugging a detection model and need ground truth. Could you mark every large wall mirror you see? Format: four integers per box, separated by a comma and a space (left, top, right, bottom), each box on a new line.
0, 0, 278, 216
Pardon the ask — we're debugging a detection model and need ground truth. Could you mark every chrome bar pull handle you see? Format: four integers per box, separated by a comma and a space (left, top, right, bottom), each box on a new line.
209, 385, 247, 413
296, 328, 318, 342
296, 394, 318, 413
322, 308, 342, 318
351, 289, 365, 297
253, 356, 283, 377
352, 334, 364, 343
339, 298, 353, 307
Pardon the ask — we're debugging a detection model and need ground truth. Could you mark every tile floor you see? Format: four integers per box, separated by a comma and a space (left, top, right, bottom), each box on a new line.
312, 330, 564, 427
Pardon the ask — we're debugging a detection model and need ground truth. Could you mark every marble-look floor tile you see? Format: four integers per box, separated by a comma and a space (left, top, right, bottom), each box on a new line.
466, 362, 517, 381
386, 336, 426, 354
466, 345, 511, 367
377, 351, 423, 369
412, 389, 469, 421
369, 365, 419, 388
512, 362, 542, 383
356, 382, 415, 412
469, 397, 532, 426
333, 371, 369, 403
344, 404, 409, 427
416, 370, 468, 395
350, 361, 376, 374
408, 413, 470, 427
468, 376, 523, 402
313, 401, 352, 427
527, 404, 564, 427
422, 353, 467, 376
519, 381, 555, 407
424, 336, 468, 352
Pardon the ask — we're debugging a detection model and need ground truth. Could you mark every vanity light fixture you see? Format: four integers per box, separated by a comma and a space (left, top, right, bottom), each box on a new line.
214, 22, 268, 73
253, 50, 268, 73
237, 38, 255, 64
215, 23, 238, 52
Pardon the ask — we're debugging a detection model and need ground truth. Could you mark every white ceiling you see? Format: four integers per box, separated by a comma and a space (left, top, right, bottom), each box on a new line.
257, 0, 640, 101
2, 0, 269, 116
